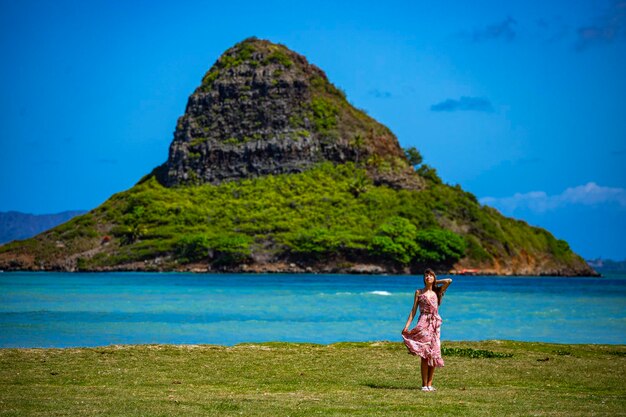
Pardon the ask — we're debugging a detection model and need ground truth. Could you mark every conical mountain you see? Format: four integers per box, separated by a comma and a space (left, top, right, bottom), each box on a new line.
0, 38, 596, 276
151, 37, 421, 189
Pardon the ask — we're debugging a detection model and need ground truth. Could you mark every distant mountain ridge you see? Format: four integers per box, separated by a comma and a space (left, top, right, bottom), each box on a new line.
0, 38, 597, 276
0, 210, 87, 245
587, 258, 626, 272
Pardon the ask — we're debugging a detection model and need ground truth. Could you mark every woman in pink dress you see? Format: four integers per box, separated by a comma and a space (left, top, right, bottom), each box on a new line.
402, 268, 452, 392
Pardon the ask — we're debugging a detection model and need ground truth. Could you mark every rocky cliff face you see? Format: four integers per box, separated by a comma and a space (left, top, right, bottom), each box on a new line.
153, 38, 422, 190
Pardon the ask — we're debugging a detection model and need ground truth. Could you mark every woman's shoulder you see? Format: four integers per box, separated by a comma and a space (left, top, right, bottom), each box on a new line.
415, 288, 423, 296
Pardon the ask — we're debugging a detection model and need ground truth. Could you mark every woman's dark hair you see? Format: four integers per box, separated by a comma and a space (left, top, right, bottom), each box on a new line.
433, 284, 443, 306
423, 268, 443, 305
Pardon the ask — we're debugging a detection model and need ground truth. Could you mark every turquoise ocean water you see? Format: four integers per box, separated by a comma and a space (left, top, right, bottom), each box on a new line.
0, 272, 624, 347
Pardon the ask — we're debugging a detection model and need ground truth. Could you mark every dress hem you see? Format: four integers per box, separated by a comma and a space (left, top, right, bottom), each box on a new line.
403, 343, 445, 368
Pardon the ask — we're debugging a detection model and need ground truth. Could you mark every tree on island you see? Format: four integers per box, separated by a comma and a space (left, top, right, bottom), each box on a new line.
404, 146, 423, 168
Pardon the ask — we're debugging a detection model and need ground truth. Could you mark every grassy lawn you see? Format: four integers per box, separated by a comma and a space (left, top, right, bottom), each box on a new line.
0, 340, 624, 416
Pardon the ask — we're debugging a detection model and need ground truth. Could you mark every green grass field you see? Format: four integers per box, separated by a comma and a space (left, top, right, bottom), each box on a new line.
1, 341, 624, 416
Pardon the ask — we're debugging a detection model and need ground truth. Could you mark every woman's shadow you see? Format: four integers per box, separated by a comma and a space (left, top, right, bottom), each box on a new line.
361, 382, 422, 390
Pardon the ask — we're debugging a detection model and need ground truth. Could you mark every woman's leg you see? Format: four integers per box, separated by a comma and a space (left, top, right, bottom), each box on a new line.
427, 366, 435, 386
420, 358, 428, 387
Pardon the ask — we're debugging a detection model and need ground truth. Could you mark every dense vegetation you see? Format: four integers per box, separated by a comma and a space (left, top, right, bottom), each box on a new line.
0, 161, 582, 272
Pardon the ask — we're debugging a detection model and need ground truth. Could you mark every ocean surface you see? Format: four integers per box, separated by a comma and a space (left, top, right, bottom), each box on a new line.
1, 272, 625, 348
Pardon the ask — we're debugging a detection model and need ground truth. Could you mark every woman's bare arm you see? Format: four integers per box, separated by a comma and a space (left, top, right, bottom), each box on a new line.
435, 278, 452, 293
403, 290, 420, 332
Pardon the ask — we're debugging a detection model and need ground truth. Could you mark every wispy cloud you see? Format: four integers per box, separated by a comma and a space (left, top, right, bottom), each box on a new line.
576, 0, 626, 50
464, 17, 517, 43
430, 96, 494, 113
368, 89, 392, 99
480, 182, 626, 214
536, 16, 570, 43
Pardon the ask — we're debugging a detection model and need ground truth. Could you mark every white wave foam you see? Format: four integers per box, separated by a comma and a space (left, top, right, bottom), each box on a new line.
368, 291, 392, 296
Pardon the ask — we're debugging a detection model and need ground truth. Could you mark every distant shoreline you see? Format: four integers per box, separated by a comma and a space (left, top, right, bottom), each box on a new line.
0, 264, 602, 277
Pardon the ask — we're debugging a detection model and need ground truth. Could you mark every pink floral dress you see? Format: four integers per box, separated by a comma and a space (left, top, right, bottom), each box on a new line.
402, 290, 444, 367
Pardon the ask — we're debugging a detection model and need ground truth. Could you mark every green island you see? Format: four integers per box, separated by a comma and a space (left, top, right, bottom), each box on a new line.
0, 38, 596, 276
1, 341, 624, 416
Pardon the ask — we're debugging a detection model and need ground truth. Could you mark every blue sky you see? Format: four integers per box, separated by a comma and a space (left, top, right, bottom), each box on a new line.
1, 0, 625, 259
